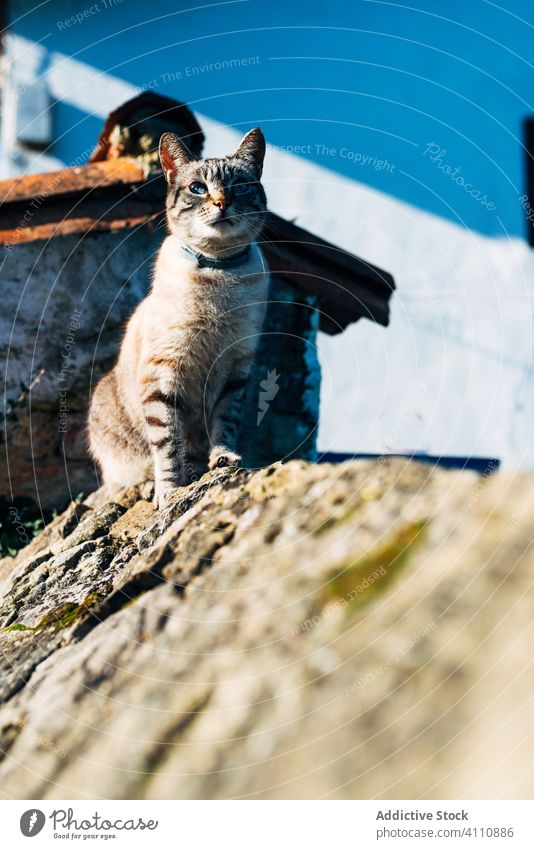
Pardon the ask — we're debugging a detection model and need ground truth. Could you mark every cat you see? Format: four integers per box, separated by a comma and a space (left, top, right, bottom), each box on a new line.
89, 128, 269, 508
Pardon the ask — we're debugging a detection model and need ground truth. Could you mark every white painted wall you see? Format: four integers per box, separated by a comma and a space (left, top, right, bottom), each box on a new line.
259, 143, 534, 468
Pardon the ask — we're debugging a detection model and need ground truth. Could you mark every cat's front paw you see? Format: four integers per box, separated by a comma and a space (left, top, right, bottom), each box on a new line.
209, 447, 242, 471
153, 481, 178, 510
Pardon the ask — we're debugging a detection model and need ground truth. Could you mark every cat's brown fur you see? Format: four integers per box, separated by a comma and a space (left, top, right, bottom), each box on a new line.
89, 129, 269, 507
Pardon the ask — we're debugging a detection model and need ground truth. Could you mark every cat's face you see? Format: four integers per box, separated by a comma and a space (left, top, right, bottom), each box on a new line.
159, 128, 267, 253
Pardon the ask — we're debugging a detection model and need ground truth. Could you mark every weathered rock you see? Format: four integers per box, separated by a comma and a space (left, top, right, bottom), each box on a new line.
1, 225, 165, 509
0, 459, 532, 799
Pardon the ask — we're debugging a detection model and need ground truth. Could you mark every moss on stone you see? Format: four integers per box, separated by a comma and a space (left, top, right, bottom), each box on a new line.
36, 602, 82, 632
36, 589, 110, 632
323, 519, 428, 612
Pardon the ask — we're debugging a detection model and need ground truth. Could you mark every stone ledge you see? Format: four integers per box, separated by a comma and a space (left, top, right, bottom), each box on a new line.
0, 459, 532, 799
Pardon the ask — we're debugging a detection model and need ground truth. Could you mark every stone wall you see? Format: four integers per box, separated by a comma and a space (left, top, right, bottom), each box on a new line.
0, 459, 532, 799
2, 225, 164, 508
238, 276, 320, 468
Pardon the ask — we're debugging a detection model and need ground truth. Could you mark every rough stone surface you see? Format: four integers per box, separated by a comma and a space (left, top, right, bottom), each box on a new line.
1, 226, 164, 508
0, 459, 532, 800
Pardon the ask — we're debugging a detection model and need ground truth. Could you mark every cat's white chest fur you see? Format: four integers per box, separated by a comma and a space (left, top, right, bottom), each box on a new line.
145, 236, 268, 378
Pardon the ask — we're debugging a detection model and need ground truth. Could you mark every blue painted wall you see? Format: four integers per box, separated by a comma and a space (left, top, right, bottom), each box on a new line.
8, 0, 534, 237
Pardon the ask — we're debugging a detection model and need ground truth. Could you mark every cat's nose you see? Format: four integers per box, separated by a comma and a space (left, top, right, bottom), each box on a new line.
211, 194, 226, 211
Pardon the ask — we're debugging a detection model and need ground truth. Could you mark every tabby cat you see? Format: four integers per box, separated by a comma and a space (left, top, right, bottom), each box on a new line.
89, 128, 268, 508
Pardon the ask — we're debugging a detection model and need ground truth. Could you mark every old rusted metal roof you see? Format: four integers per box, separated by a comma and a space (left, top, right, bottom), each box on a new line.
0, 158, 159, 245
0, 93, 394, 332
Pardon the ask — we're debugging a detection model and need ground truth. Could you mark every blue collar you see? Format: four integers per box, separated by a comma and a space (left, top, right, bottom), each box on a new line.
180, 243, 251, 270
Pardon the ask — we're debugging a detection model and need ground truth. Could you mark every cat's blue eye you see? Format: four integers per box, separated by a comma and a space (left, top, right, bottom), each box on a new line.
233, 183, 252, 196
189, 181, 207, 195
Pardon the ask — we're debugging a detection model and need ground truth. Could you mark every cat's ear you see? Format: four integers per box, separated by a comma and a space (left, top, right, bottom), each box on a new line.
159, 132, 196, 183
232, 128, 265, 174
